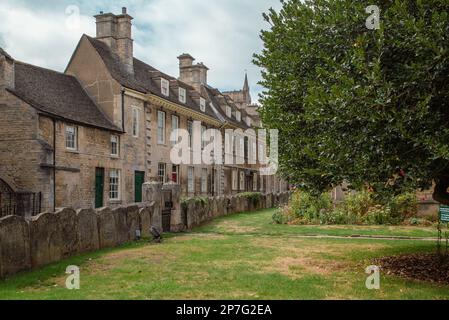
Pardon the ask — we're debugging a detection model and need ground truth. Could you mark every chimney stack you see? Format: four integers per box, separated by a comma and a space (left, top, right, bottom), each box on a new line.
178, 53, 209, 91
0, 48, 14, 90
95, 8, 134, 75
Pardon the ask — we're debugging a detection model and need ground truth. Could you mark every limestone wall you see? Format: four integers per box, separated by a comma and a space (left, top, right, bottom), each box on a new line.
182, 192, 291, 230
0, 202, 158, 279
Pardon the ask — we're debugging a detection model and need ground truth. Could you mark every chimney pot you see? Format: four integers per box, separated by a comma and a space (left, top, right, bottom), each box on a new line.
122, 7, 127, 14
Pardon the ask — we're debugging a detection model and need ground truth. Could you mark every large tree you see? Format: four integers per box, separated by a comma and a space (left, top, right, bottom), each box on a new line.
254, 0, 449, 203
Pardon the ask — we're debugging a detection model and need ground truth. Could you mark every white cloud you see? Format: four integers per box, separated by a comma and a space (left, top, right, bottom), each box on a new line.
0, 0, 281, 102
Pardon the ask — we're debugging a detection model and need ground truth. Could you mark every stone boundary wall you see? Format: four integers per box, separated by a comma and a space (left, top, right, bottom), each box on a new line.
0, 201, 160, 279
0, 186, 290, 280
182, 192, 291, 230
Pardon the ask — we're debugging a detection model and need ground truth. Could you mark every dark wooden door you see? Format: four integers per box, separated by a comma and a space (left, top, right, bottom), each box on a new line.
135, 171, 145, 203
95, 168, 105, 209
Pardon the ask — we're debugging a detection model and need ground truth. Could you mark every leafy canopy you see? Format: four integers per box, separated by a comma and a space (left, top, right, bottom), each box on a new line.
254, 0, 449, 199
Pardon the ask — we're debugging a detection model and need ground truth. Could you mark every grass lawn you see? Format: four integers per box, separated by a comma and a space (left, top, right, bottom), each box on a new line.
0, 209, 447, 300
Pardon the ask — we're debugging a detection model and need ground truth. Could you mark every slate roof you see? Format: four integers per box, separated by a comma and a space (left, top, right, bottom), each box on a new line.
10, 61, 121, 132
84, 35, 251, 127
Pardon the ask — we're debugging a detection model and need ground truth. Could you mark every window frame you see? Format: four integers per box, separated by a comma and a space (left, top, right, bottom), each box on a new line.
236, 111, 241, 122
226, 106, 232, 118
157, 110, 166, 145
161, 78, 170, 97
240, 171, 245, 191
172, 165, 180, 184
65, 125, 78, 151
179, 87, 186, 104
200, 97, 206, 112
158, 163, 167, 183
232, 170, 238, 191
187, 120, 193, 149
132, 108, 139, 138
111, 134, 120, 157
171, 114, 180, 145
109, 169, 121, 201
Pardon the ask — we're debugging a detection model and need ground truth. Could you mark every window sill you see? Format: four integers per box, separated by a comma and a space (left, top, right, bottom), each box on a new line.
110, 155, 120, 159
109, 200, 122, 205
66, 149, 80, 154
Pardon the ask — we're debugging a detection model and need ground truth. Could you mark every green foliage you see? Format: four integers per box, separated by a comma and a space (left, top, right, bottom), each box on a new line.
254, 0, 449, 200
181, 196, 209, 211
237, 192, 262, 204
275, 190, 420, 225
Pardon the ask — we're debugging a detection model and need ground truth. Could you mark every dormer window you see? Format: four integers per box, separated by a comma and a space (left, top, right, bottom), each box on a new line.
161, 78, 170, 97
179, 87, 186, 103
200, 98, 206, 112
226, 106, 232, 118
236, 111, 241, 122
246, 117, 252, 127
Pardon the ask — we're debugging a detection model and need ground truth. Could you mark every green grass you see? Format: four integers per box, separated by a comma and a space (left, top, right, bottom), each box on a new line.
0, 209, 447, 300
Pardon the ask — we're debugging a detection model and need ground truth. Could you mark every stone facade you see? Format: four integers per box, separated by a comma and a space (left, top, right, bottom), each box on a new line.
0, 7, 289, 215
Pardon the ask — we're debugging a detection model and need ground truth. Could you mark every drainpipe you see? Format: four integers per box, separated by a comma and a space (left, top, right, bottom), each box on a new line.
53, 118, 56, 212
121, 89, 126, 132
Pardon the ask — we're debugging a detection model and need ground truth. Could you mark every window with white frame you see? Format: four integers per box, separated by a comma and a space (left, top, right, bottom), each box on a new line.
158, 163, 166, 183
236, 111, 241, 122
111, 135, 119, 156
240, 171, 245, 191
253, 173, 258, 191
161, 78, 170, 97
187, 120, 193, 149
109, 169, 120, 200
200, 97, 206, 112
188, 167, 195, 193
157, 111, 166, 144
201, 168, 208, 193
179, 87, 186, 103
132, 108, 139, 137
65, 125, 78, 150
171, 115, 179, 145
226, 106, 232, 118
232, 170, 238, 191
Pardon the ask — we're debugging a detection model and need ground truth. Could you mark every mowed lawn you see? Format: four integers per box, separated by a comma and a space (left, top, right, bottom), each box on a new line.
0, 209, 448, 300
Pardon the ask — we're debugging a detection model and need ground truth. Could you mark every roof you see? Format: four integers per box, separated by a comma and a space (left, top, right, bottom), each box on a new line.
0, 47, 13, 60
10, 61, 121, 132
85, 35, 220, 121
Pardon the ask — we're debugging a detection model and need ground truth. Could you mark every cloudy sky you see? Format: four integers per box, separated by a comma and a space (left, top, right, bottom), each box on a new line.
0, 0, 281, 103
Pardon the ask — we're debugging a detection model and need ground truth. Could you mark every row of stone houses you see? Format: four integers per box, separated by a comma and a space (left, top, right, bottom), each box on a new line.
0, 8, 288, 215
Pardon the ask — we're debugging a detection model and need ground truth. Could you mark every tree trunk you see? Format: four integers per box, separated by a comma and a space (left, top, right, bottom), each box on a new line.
433, 176, 449, 206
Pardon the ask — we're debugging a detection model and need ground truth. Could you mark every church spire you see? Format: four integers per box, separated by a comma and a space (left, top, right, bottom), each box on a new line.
243, 72, 251, 105
243, 72, 249, 93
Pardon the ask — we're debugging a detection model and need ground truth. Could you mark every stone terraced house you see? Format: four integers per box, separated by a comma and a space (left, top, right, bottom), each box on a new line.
0, 8, 288, 217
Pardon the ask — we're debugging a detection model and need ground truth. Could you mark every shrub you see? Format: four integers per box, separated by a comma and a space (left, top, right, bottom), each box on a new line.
181, 196, 209, 211
237, 192, 262, 206
274, 190, 420, 226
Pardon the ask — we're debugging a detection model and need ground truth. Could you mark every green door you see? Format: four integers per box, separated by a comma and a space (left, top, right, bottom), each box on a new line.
95, 168, 105, 209
135, 171, 145, 203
